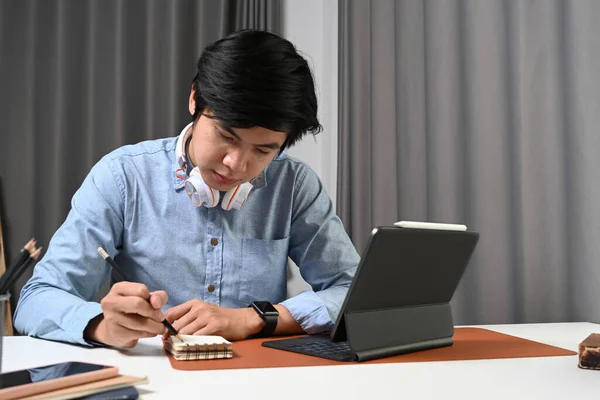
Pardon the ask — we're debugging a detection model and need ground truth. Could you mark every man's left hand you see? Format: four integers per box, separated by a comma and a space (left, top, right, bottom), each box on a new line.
164, 299, 264, 341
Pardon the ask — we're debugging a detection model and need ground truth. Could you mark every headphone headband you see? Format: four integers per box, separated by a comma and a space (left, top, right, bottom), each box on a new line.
175, 122, 194, 169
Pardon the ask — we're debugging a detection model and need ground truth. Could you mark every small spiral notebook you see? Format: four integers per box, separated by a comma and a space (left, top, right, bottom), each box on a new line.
164, 335, 233, 361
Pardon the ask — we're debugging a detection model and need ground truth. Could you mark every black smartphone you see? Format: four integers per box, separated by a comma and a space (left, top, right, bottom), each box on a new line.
0, 361, 118, 399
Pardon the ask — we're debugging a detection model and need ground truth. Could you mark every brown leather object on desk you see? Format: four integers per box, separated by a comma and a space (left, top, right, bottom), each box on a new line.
578, 333, 600, 370
167, 327, 576, 371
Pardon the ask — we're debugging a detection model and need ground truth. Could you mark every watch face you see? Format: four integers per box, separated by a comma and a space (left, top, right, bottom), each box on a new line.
254, 301, 278, 315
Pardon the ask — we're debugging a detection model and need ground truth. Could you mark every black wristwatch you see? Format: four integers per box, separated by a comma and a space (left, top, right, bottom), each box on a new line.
249, 301, 279, 338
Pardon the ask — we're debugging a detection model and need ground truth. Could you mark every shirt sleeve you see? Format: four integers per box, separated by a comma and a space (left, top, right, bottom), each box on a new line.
13, 156, 125, 345
280, 166, 359, 334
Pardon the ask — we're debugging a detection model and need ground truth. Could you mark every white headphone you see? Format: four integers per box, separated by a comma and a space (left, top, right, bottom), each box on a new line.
175, 123, 253, 210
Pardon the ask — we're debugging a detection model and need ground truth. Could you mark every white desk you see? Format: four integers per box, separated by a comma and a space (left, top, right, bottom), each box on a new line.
2, 322, 599, 400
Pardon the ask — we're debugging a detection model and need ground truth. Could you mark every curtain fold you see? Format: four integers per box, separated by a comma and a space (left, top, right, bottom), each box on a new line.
0, 0, 281, 306
338, 0, 600, 324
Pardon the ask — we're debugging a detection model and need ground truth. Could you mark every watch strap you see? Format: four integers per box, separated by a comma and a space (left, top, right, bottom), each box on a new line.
249, 302, 278, 338
257, 312, 278, 338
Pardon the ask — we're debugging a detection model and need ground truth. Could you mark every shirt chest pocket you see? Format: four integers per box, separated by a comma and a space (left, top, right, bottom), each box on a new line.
239, 237, 290, 305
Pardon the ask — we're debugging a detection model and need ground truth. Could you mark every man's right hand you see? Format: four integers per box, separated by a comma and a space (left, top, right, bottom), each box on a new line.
84, 282, 169, 348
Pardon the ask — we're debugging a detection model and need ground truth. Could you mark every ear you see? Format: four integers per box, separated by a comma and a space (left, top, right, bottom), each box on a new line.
188, 86, 196, 116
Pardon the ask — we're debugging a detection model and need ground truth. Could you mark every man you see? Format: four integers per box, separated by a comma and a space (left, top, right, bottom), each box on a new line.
14, 30, 359, 348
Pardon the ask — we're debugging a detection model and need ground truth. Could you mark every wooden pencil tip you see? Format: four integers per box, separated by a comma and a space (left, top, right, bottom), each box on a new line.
24, 239, 36, 253
31, 247, 43, 261
97, 247, 109, 259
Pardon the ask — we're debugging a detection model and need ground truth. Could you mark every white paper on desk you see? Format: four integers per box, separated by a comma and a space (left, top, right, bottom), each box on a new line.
167, 335, 231, 351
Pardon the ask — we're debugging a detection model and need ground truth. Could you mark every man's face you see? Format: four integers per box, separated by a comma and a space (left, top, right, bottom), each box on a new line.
188, 109, 288, 192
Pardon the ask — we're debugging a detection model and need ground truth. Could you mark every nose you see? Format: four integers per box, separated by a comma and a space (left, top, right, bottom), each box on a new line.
222, 148, 248, 173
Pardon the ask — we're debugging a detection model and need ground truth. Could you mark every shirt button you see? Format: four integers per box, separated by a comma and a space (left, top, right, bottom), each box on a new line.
208, 285, 215, 293
210, 238, 218, 246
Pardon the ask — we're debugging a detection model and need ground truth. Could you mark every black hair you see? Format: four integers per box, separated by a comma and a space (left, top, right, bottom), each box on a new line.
192, 29, 322, 149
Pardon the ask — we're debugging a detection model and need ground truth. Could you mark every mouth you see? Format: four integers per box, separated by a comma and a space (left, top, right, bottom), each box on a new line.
213, 171, 238, 186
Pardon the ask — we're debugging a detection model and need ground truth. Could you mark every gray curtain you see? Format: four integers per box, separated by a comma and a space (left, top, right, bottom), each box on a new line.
0, 0, 280, 307
338, 0, 600, 325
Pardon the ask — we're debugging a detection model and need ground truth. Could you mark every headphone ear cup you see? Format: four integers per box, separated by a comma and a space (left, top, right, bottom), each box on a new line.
185, 169, 219, 207
221, 182, 253, 211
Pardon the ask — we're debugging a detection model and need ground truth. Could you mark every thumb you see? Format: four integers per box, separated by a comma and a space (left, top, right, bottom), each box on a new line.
149, 290, 168, 309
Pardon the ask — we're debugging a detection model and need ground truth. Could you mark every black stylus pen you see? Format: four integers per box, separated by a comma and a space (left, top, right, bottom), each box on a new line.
97, 247, 182, 340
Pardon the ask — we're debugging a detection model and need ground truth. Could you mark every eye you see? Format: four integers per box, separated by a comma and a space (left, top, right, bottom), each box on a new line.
217, 129, 234, 142
255, 148, 271, 155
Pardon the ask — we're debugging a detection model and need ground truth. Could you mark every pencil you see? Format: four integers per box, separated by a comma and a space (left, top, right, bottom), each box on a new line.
97, 247, 182, 340
0, 238, 41, 294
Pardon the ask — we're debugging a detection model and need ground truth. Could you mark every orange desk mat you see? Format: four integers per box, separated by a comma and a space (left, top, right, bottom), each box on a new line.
167, 327, 576, 371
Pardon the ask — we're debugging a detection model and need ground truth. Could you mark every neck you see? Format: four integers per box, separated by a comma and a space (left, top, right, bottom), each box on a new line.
184, 133, 195, 176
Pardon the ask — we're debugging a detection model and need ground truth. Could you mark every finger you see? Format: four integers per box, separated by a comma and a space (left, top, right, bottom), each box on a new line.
178, 318, 209, 335
193, 325, 219, 336
164, 302, 192, 323
107, 322, 162, 348
149, 290, 168, 309
118, 339, 138, 349
103, 295, 163, 321
170, 309, 205, 333
113, 328, 159, 348
114, 314, 168, 336
111, 282, 151, 300
116, 327, 159, 340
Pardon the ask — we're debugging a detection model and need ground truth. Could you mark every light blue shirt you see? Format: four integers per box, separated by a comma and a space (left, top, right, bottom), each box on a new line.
14, 134, 359, 346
